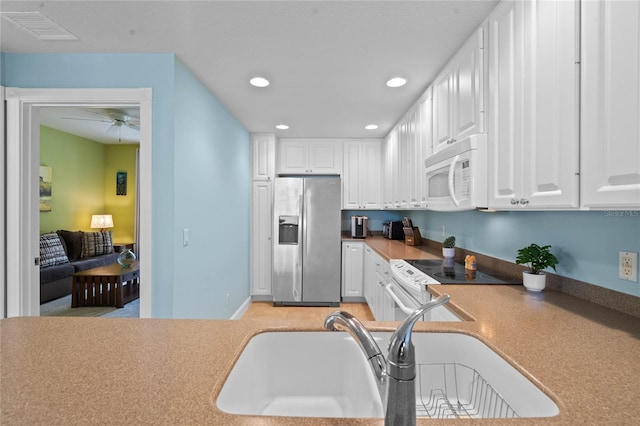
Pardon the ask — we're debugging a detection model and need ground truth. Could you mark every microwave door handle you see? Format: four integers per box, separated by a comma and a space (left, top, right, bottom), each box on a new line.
385, 283, 418, 315
448, 154, 461, 207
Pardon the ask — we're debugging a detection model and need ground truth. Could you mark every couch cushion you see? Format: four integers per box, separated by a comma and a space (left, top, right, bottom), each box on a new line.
73, 252, 120, 272
57, 230, 84, 261
40, 263, 75, 284
81, 231, 114, 258
39, 233, 69, 268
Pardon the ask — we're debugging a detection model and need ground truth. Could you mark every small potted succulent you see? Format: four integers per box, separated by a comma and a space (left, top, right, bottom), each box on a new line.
442, 235, 456, 259
515, 243, 559, 292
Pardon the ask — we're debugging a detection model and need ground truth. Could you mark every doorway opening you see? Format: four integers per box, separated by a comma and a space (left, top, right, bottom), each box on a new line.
5, 88, 152, 318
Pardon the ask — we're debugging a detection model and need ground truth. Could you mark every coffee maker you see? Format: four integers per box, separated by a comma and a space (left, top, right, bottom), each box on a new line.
350, 215, 368, 238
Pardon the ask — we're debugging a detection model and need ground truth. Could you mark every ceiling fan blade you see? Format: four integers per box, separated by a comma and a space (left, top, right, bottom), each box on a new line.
126, 123, 141, 131
60, 117, 112, 123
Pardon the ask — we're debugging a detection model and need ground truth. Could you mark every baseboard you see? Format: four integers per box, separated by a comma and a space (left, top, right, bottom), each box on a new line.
230, 297, 252, 320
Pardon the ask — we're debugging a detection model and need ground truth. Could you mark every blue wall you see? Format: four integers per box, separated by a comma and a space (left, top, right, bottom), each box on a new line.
3, 53, 251, 318
404, 210, 640, 297
172, 59, 250, 318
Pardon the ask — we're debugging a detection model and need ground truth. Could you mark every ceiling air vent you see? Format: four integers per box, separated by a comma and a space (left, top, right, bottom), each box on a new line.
1, 11, 78, 40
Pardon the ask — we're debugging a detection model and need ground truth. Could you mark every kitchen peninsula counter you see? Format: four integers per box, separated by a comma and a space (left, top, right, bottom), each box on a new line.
2, 289, 640, 424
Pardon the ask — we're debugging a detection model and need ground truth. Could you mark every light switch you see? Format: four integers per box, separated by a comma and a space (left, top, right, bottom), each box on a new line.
183, 228, 189, 247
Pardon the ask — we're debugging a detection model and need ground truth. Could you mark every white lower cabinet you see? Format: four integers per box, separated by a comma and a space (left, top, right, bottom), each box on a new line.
363, 244, 390, 321
341, 242, 364, 298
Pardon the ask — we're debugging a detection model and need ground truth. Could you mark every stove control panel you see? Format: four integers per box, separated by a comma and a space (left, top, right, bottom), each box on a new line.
390, 259, 441, 286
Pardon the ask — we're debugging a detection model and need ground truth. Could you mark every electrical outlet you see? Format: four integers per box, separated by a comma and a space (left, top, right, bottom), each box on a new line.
619, 251, 638, 282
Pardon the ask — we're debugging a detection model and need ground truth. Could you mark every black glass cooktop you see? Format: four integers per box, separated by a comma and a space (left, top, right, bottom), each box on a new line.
405, 259, 521, 285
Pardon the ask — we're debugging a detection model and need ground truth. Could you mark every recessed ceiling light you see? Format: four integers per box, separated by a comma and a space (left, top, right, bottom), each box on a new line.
386, 77, 407, 88
365, 124, 379, 130
250, 77, 270, 87
276, 124, 289, 130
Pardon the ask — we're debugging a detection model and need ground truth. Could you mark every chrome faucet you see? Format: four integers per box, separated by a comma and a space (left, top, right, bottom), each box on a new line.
324, 294, 451, 426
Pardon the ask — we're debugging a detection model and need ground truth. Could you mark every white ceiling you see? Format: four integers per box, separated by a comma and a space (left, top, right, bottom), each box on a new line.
1, 0, 499, 140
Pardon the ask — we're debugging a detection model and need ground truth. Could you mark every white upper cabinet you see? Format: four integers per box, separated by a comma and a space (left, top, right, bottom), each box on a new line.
433, 26, 485, 152
383, 88, 433, 210
342, 140, 382, 210
251, 134, 275, 181
383, 129, 399, 208
487, 0, 579, 209
581, 0, 640, 209
277, 139, 342, 175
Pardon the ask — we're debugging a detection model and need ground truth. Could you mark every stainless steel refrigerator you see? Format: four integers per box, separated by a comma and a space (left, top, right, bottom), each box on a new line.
273, 177, 341, 306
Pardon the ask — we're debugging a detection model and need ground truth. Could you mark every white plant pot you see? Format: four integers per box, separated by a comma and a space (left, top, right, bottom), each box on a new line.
442, 247, 455, 258
522, 272, 546, 292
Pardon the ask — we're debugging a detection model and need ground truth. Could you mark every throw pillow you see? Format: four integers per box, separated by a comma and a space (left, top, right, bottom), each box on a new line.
57, 230, 84, 262
39, 233, 69, 268
81, 231, 114, 258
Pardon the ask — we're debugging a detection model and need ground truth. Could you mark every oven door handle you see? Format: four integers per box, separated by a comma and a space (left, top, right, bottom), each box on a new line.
448, 154, 461, 207
385, 283, 418, 315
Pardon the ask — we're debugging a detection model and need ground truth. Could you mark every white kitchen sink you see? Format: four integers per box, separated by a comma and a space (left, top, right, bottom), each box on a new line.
216, 331, 383, 418
216, 331, 559, 419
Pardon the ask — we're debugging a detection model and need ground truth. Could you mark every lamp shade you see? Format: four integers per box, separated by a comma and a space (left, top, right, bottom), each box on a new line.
90, 214, 114, 229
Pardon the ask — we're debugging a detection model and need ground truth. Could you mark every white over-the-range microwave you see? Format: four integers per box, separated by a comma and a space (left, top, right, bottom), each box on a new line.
424, 134, 488, 211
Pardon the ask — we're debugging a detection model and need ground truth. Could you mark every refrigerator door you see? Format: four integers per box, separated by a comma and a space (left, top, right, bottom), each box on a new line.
273, 178, 303, 303
302, 177, 341, 304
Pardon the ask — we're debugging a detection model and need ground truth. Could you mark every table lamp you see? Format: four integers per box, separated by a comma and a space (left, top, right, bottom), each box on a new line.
90, 214, 114, 232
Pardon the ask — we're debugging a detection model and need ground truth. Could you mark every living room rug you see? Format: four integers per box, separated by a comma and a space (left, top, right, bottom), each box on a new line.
40, 294, 139, 318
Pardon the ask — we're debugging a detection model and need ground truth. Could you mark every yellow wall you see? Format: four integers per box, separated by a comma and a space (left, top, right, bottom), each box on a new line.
104, 144, 138, 243
40, 125, 138, 241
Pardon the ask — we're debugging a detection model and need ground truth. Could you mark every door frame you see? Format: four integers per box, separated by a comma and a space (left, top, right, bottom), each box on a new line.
5, 88, 153, 318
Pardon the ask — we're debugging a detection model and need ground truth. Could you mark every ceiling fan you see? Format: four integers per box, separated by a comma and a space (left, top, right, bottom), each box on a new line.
60, 108, 140, 142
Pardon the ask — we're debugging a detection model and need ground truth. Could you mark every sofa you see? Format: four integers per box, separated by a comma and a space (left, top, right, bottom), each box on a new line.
39, 230, 120, 304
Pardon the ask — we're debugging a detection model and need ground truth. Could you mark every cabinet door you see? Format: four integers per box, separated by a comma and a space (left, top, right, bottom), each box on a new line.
359, 141, 382, 209
487, 0, 524, 209
363, 246, 377, 311
341, 242, 364, 298
581, 0, 640, 208
417, 91, 433, 208
251, 134, 275, 181
522, 0, 579, 208
342, 141, 361, 209
308, 141, 341, 174
397, 120, 410, 208
433, 70, 455, 151
455, 27, 485, 141
384, 130, 399, 208
278, 140, 308, 174
251, 181, 272, 296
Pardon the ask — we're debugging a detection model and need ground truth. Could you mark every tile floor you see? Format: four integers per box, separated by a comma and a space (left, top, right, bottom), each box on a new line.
242, 301, 374, 322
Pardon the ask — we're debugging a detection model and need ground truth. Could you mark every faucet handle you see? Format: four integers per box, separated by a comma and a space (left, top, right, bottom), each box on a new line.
387, 294, 451, 380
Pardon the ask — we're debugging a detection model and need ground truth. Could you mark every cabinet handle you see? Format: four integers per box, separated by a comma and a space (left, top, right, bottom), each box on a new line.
446, 138, 457, 145
520, 198, 529, 205
510, 198, 519, 205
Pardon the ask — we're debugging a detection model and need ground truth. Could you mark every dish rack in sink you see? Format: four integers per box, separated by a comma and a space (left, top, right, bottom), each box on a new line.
416, 363, 519, 419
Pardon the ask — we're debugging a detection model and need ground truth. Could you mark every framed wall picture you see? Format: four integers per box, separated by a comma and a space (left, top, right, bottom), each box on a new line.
116, 171, 127, 196
39, 165, 52, 212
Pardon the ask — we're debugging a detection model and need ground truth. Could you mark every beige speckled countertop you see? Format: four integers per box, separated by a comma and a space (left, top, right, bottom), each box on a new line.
2, 240, 640, 425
